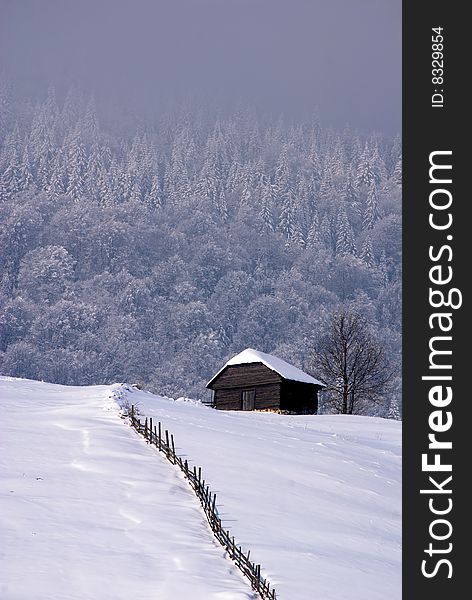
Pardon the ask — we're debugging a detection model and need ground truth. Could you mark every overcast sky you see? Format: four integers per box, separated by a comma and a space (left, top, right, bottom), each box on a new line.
0, 0, 401, 133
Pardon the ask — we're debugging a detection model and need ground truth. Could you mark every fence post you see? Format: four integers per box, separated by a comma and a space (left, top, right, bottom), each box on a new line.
171, 434, 176, 463
149, 417, 153, 442
131, 404, 134, 423
165, 429, 170, 453
158, 422, 162, 451
212, 493, 216, 518
144, 417, 148, 438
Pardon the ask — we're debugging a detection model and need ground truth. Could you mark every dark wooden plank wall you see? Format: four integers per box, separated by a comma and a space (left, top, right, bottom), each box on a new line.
210, 363, 282, 390
280, 381, 320, 414
215, 383, 281, 411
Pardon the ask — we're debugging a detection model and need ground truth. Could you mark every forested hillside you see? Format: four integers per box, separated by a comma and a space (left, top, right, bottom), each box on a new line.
0, 84, 401, 416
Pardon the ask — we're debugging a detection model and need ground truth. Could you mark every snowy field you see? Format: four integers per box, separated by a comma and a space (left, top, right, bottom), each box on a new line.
0, 377, 401, 600
0, 377, 251, 600
129, 386, 402, 600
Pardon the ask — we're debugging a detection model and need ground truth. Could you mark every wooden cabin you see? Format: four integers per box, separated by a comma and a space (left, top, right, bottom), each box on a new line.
206, 348, 324, 414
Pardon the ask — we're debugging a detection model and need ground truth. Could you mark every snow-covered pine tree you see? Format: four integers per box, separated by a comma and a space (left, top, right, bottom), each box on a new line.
378, 251, 390, 287
355, 143, 376, 189
129, 180, 142, 204
100, 144, 112, 170
259, 176, 275, 232
308, 141, 322, 184
273, 146, 290, 205
387, 134, 402, 173
18, 146, 34, 191
107, 157, 121, 202
326, 139, 345, 186
225, 162, 244, 195
216, 188, 228, 222
387, 395, 401, 420
363, 180, 380, 230
279, 188, 296, 240
369, 143, 386, 185
145, 174, 163, 210
291, 221, 306, 248
343, 167, 358, 206
1, 149, 22, 200
0, 122, 21, 174
29, 104, 53, 178
318, 173, 335, 207
306, 210, 322, 249
84, 144, 103, 202
335, 204, 356, 256
36, 136, 54, 191
47, 151, 66, 199
197, 136, 222, 207
97, 167, 113, 206
240, 164, 254, 205
118, 170, 133, 202
393, 155, 402, 187
360, 234, 374, 268
65, 128, 86, 202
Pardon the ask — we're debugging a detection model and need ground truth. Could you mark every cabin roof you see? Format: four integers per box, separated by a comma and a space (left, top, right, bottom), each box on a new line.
207, 348, 325, 387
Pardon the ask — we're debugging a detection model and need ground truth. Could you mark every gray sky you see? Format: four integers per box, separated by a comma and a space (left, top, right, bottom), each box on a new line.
0, 0, 401, 133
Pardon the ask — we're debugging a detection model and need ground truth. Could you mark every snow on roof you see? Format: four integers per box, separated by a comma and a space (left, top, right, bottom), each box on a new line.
207, 348, 325, 387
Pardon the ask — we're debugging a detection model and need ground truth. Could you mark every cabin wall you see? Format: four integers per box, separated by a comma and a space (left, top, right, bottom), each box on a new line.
211, 364, 282, 389
280, 381, 319, 414
215, 383, 281, 411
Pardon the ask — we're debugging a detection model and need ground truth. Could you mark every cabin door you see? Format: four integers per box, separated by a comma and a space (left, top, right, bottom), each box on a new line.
241, 389, 255, 410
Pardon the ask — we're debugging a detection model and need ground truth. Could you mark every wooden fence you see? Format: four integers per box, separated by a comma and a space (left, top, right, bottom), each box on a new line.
129, 405, 278, 600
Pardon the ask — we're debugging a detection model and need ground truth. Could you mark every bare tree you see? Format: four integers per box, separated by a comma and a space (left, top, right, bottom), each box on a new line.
312, 309, 392, 414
